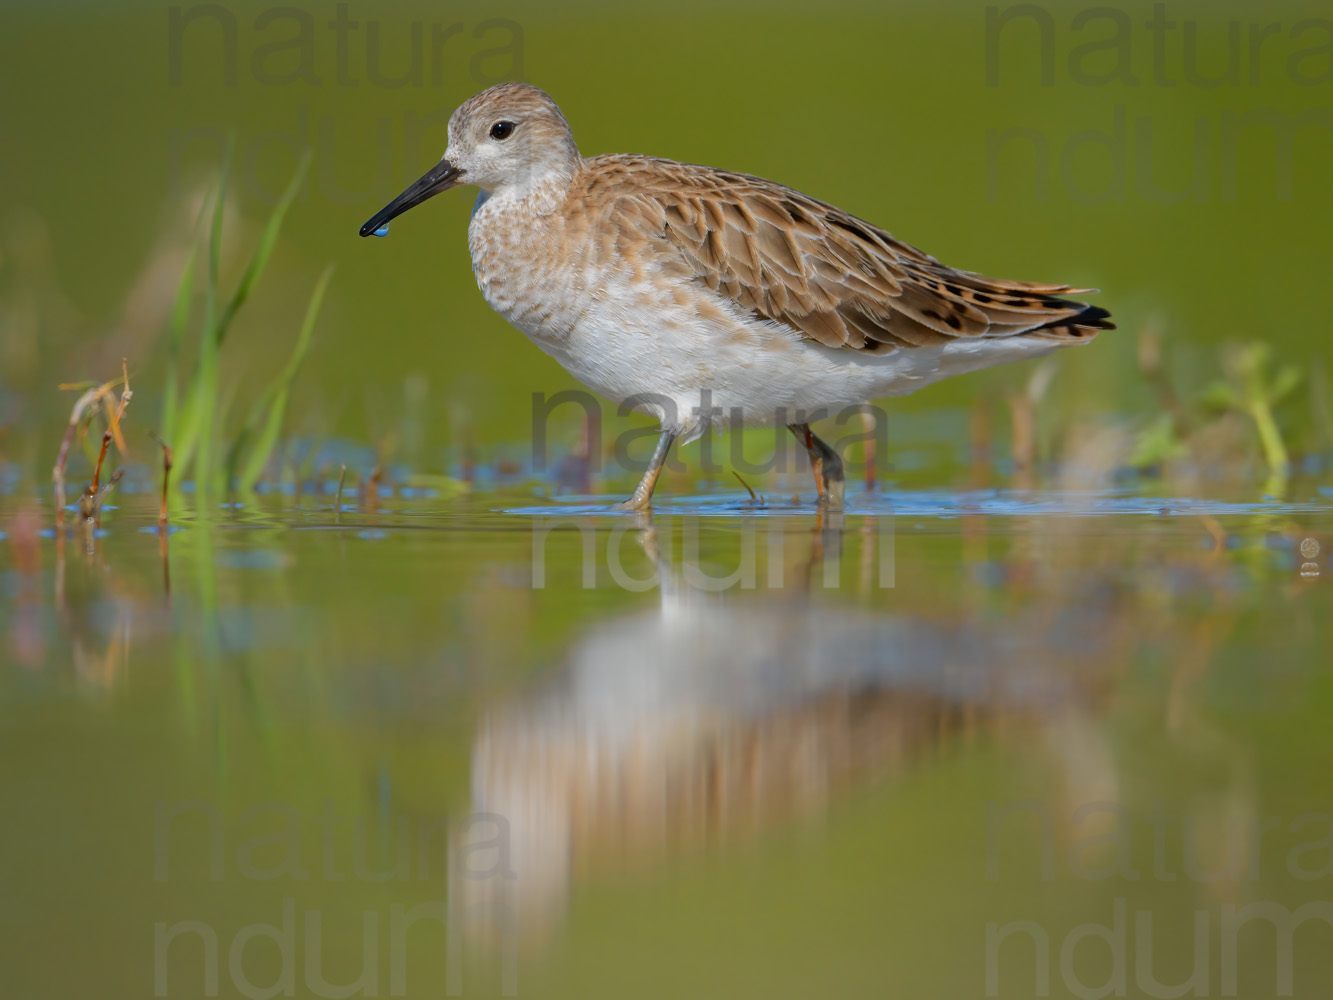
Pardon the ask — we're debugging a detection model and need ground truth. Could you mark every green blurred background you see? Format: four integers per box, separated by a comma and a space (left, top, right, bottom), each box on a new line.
2, 0, 1330, 468
4, 4, 1333, 1000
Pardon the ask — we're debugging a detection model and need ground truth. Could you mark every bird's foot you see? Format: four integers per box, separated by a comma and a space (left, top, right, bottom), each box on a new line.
813, 441, 845, 508
818, 477, 846, 508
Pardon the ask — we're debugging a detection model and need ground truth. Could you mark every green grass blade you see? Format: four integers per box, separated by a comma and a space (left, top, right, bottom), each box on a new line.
191, 139, 235, 493
224, 383, 277, 489
1250, 398, 1290, 474
160, 245, 197, 445
174, 138, 234, 484
168, 143, 310, 493
224, 413, 259, 490
237, 263, 334, 491
215, 148, 311, 349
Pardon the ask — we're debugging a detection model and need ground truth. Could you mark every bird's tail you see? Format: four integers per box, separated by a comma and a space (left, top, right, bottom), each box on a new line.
1024, 303, 1116, 343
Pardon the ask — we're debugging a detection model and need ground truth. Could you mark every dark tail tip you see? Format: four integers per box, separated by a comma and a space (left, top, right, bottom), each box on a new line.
1041, 302, 1115, 332
1074, 305, 1115, 329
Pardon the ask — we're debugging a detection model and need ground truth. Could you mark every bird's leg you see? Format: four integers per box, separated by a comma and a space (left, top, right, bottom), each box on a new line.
611, 430, 676, 511
812, 432, 846, 506
787, 423, 845, 507
790, 423, 826, 501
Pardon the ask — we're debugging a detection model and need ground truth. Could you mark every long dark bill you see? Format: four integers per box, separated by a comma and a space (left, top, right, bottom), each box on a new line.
359, 158, 463, 237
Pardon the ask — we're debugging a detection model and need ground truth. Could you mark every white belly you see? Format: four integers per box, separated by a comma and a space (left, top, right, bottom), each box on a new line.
499, 274, 1057, 442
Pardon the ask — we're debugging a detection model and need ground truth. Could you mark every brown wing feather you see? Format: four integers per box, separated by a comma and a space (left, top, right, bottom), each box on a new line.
583, 155, 1113, 351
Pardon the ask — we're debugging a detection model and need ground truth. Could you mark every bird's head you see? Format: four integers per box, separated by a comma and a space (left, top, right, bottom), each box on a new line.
360, 82, 580, 237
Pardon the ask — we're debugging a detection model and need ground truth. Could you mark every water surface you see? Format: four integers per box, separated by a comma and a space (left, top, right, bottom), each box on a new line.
3, 474, 1330, 998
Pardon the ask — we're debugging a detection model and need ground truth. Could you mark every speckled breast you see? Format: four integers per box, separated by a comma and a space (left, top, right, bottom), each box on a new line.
467, 192, 596, 348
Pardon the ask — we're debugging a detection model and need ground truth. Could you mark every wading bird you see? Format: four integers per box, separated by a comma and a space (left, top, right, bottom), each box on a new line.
361, 83, 1111, 509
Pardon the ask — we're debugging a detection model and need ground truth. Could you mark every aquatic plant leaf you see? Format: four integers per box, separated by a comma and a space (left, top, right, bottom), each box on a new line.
1198, 379, 1240, 411
1267, 365, 1301, 406
237, 263, 334, 491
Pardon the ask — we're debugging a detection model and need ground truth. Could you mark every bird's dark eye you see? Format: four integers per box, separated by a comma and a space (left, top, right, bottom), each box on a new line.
489, 121, 515, 140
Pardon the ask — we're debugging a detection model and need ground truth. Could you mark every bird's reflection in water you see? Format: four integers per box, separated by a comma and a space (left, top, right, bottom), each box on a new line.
454, 514, 1126, 947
